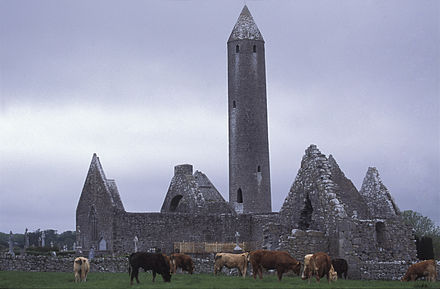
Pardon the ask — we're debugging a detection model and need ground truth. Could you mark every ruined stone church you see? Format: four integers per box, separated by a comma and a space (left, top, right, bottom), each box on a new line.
76, 6, 416, 278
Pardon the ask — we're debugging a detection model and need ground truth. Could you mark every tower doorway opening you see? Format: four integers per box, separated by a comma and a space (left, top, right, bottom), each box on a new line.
237, 188, 243, 203
170, 195, 183, 212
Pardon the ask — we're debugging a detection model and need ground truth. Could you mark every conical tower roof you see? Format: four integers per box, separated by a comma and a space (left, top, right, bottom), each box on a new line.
228, 5, 264, 42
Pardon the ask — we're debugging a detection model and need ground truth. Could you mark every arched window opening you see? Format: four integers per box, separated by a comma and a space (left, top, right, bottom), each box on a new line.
299, 194, 313, 230
253, 45, 257, 53
170, 195, 183, 212
257, 165, 261, 172
376, 222, 386, 248
89, 207, 98, 241
236, 45, 239, 53
237, 188, 243, 203
233, 100, 236, 108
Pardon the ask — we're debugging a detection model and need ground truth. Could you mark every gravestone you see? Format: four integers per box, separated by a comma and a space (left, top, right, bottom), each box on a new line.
133, 236, 138, 253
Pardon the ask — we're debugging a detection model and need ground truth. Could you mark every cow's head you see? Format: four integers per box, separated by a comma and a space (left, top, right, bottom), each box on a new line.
290, 261, 301, 276
74, 258, 83, 265
301, 265, 310, 280
162, 271, 172, 282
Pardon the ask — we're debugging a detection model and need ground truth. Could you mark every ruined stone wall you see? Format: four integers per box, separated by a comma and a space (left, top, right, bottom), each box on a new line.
111, 212, 274, 254
279, 229, 329, 261
0, 254, 128, 273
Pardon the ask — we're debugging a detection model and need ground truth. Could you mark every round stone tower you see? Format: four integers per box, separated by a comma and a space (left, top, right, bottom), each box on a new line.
228, 5, 271, 214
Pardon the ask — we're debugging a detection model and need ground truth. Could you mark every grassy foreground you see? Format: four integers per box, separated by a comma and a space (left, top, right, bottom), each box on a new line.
0, 272, 438, 289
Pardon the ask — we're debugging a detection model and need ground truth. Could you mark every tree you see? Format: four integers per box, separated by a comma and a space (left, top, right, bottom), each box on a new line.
402, 210, 440, 259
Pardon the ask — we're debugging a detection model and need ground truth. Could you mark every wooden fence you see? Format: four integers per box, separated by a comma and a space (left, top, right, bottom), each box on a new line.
173, 242, 257, 253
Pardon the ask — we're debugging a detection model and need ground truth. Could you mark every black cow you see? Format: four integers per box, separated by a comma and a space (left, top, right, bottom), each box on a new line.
128, 252, 171, 284
331, 258, 348, 279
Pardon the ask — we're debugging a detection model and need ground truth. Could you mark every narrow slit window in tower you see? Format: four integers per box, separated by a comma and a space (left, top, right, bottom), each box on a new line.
233, 100, 236, 108
236, 45, 239, 53
257, 165, 261, 172
237, 188, 243, 203
253, 45, 257, 53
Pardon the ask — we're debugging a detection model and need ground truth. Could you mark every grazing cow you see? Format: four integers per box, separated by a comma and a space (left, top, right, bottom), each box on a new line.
301, 254, 313, 280
73, 257, 90, 283
302, 252, 332, 283
250, 250, 301, 281
162, 254, 173, 274
331, 258, 348, 279
170, 253, 194, 274
128, 252, 171, 284
214, 252, 249, 278
401, 259, 437, 282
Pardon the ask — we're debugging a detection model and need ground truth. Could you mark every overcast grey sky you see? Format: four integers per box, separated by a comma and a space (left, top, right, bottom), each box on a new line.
1, 0, 439, 233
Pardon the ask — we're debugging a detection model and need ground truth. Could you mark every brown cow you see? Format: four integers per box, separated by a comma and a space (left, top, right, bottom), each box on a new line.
303, 252, 332, 283
401, 259, 437, 282
250, 250, 301, 281
73, 257, 90, 283
162, 254, 173, 274
170, 253, 194, 274
214, 252, 249, 278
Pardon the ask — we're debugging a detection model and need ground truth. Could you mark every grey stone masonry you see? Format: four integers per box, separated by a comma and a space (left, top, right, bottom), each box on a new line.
328, 155, 370, 219
76, 154, 124, 252
160, 164, 235, 215
279, 145, 347, 234
359, 167, 400, 218
228, 5, 271, 214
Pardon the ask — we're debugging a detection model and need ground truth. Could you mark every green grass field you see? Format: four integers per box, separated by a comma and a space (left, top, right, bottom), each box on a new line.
0, 272, 438, 289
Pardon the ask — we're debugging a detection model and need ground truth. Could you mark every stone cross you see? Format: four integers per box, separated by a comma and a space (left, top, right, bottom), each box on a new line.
133, 236, 139, 253
234, 231, 242, 251
41, 231, 46, 247
8, 231, 14, 255
24, 228, 29, 249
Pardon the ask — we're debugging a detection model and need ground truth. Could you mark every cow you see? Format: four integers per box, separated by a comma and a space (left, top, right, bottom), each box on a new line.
302, 252, 332, 283
214, 252, 249, 278
162, 254, 173, 274
170, 253, 194, 274
331, 258, 348, 279
301, 254, 313, 280
73, 257, 90, 283
128, 252, 171, 284
250, 249, 301, 281
401, 259, 437, 282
